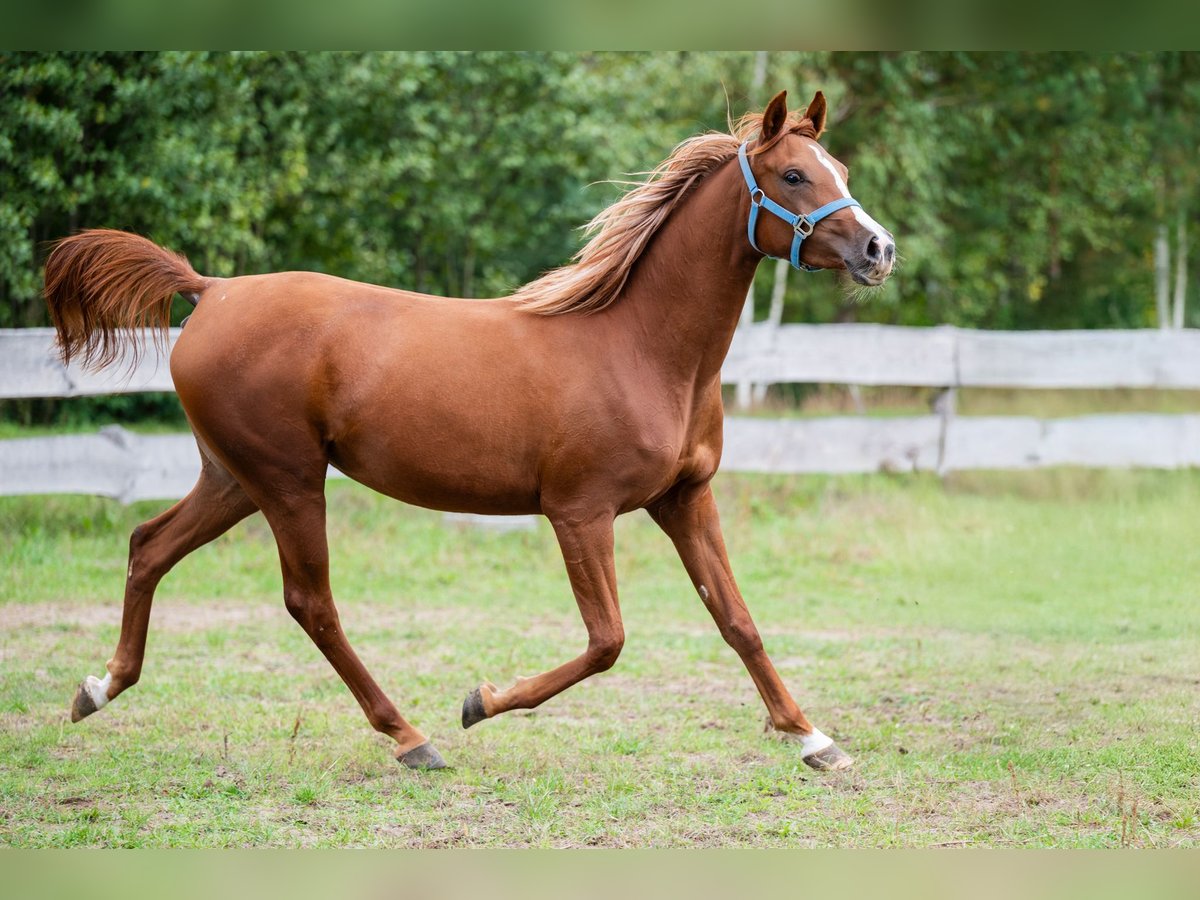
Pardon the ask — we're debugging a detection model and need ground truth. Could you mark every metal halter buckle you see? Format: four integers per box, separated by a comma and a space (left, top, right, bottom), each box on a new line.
794, 216, 814, 237
749, 188, 766, 206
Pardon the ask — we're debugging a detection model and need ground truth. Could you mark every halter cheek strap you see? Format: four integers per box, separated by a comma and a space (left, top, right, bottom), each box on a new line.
737, 141, 861, 272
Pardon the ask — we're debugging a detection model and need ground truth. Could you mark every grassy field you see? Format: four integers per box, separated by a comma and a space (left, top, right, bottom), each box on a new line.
735, 385, 1200, 418
1, 469, 1198, 848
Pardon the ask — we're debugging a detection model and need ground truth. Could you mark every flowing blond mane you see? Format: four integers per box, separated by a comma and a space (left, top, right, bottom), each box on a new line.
513, 110, 819, 315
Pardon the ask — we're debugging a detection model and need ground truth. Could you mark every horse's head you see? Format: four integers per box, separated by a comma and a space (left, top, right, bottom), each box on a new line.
741, 90, 895, 286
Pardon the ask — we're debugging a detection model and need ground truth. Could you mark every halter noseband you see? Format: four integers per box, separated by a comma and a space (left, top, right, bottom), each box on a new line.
737, 141, 862, 272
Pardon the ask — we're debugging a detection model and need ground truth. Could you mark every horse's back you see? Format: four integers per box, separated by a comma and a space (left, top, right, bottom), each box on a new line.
171, 270, 520, 395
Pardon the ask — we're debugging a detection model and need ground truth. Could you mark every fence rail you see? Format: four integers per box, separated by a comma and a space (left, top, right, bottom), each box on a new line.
0, 328, 178, 399
8, 325, 1200, 398
725, 323, 1200, 389
3, 325, 1199, 501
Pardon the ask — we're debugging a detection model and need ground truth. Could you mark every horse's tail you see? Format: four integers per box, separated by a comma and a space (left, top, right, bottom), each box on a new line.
43, 229, 209, 371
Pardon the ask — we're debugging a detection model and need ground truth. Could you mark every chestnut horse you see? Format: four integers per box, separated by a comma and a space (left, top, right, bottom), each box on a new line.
45, 90, 894, 771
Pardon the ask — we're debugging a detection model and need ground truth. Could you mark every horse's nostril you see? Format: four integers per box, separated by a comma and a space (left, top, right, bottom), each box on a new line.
867, 237, 896, 267
866, 236, 882, 262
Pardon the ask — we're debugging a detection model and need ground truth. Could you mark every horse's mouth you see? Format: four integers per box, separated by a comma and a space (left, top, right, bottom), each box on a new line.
847, 259, 893, 287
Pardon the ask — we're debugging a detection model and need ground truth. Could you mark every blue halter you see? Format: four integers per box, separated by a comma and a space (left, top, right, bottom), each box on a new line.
737, 141, 862, 272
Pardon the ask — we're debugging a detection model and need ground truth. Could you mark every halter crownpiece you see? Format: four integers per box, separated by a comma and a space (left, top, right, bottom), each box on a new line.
737, 141, 862, 272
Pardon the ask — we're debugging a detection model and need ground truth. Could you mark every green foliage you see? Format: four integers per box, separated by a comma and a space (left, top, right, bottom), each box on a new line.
0, 51, 625, 319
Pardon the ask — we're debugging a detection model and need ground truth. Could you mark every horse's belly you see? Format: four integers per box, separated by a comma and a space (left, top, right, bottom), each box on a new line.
328, 431, 543, 516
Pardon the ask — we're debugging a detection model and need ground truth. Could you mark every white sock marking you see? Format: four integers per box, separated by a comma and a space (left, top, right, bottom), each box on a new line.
85, 673, 112, 710
799, 726, 835, 758
807, 143, 890, 242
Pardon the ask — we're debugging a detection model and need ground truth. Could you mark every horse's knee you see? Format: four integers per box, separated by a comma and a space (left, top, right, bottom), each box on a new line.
283, 586, 307, 623
283, 586, 319, 629
587, 629, 624, 672
283, 587, 338, 637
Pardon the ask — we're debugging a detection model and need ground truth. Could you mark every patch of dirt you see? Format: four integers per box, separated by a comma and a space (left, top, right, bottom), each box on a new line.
2, 600, 277, 633
0, 599, 477, 635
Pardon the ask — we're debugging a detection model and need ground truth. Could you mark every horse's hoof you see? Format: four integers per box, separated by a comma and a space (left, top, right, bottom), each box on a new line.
70, 680, 98, 723
804, 743, 854, 771
461, 688, 488, 729
397, 741, 447, 770
70, 675, 110, 723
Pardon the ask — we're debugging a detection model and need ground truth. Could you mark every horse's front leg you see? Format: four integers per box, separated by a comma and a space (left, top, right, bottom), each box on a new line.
647, 481, 853, 770
461, 511, 624, 727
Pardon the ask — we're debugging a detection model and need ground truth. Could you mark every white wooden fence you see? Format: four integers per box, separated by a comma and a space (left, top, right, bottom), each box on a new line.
3, 325, 1200, 502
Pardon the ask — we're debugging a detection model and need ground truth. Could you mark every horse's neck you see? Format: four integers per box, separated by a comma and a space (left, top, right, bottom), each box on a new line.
605, 161, 760, 389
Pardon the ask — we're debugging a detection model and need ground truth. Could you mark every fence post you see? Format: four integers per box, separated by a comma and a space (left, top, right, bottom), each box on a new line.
933, 387, 957, 475
735, 287, 755, 409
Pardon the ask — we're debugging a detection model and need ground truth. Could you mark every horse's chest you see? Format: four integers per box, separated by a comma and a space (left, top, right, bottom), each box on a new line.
608, 411, 720, 494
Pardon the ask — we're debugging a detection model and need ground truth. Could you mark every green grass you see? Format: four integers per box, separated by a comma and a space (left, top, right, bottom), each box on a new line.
732, 385, 1200, 419
0, 420, 188, 440
1, 471, 1198, 847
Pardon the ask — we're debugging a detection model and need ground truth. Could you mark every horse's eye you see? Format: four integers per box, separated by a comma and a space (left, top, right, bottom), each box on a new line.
784, 171, 804, 186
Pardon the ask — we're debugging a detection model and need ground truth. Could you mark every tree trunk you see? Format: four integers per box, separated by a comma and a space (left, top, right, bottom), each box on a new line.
735, 287, 755, 409
1047, 148, 1062, 281
1172, 209, 1187, 329
1155, 222, 1170, 329
462, 236, 476, 299
751, 258, 790, 404
750, 50, 768, 93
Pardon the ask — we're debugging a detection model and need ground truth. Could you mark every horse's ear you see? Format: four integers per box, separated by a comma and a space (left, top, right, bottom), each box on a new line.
760, 90, 788, 144
805, 91, 827, 139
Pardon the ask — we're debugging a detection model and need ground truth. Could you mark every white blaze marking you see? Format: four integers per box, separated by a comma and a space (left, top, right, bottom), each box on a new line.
799, 726, 835, 758
85, 672, 112, 710
808, 144, 890, 243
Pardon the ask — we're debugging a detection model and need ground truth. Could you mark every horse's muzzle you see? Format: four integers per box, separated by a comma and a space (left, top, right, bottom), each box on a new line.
848, 258, 894, 286
847, 230, 895, 286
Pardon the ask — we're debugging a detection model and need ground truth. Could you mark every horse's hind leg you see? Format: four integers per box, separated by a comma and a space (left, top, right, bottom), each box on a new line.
71, 449, 258, 722
250, 483, 445, 770
647, 481, 853, 771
